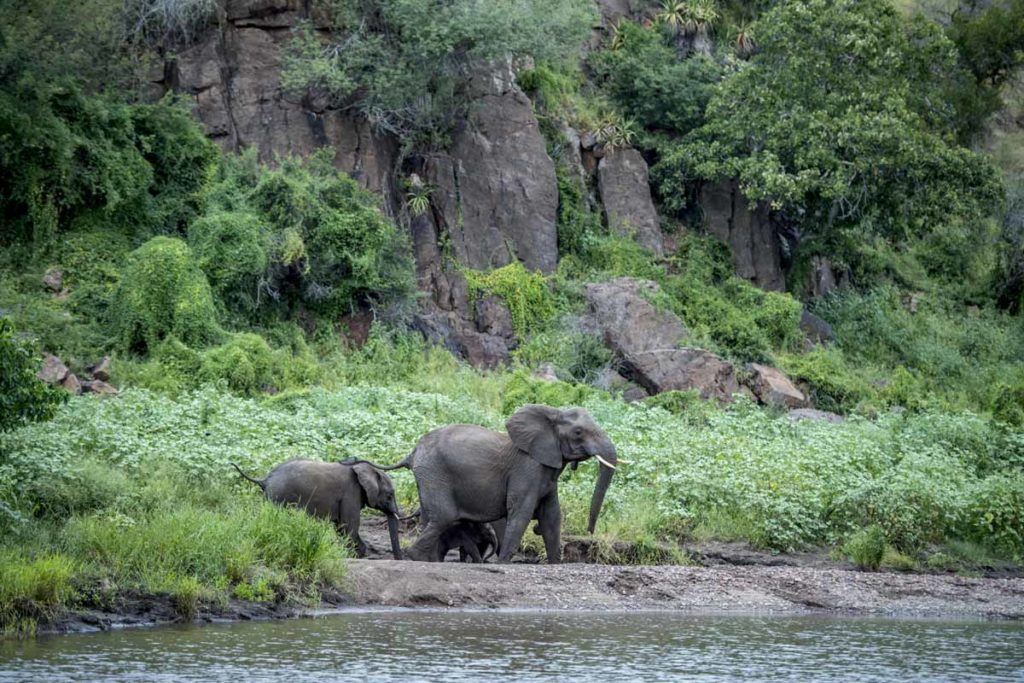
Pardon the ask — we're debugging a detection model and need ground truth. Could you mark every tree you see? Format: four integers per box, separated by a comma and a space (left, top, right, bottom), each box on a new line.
0, 318, 66, 432
656, 0, 1000, 251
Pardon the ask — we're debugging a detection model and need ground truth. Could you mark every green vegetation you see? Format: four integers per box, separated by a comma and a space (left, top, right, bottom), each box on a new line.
3, 0, 1024, 636
0, 318, 66, 432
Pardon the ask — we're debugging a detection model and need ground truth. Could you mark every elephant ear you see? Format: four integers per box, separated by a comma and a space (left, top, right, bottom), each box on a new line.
506, 404, 562, 469
352, 462, 384, 509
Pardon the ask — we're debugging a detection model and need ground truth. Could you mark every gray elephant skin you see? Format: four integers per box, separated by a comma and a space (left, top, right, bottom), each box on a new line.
437, 521, 498, 563
362, 404, 617, 563
232, 459, 403, 560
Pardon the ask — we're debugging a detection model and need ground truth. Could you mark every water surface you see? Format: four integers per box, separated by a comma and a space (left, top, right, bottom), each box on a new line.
2, 610, 1022, 682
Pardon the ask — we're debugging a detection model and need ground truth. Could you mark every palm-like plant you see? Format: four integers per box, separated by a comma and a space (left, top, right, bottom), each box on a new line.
656, 0, 719, 57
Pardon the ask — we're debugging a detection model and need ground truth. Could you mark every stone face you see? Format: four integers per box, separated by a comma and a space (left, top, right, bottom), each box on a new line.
42, 267, 63, 292
584, 278, 686, 357
700, 179, 784, 291
788, 408, 845, 424
37, 353, 69, 384
625, 348, 740, 402
427, 80, 559, 274
597, 148, 664, 255
163, 3, 398, 202
90, 356, 112, 382
412, 309, 510, 370
746, 363, 808, 409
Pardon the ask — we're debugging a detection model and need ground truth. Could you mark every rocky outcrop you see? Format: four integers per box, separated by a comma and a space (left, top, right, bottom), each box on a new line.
157, 1, 399, 202
597, 148, 664, 255
700, 180, 785, 292
745, 363, 808, 409
584, 278, 686, 357
625, 348, 740, 401
799, 310, 833, 345
42, 268, 63, 292
413, 309, 513, 371
37, 353, 117, 396
38, 353, 70, 385
425, 70, 559, 274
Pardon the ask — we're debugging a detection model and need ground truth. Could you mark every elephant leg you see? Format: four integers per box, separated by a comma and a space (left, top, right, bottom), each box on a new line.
535, 492, 562, 564
337, 496, 367, 558
464, 541, 483, 563
458, 547, 469, 563
491, 518, 506, 557
498, 496, 540, 563
406, 520, 451, 562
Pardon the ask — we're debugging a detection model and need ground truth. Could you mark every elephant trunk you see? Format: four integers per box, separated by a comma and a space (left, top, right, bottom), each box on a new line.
386, 513, 403, 560
587, 444, 617, 534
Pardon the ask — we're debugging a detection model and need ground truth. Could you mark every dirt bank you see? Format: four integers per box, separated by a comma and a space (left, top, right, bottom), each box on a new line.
342, 560, 1024, 619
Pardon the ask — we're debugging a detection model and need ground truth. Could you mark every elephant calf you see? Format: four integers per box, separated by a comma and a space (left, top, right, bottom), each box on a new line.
232, 459, 402, 559
437, 522, 498, 563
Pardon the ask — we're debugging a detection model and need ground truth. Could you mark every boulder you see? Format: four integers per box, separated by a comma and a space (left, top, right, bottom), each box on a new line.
584, 278, 686, 357
412, 309, 510, 370
62, 373, 82, 395
799, 310, 833, 345
533, 364, 559, 382
807, 256, 837, 299
89, 356, 112, 382
788, 408, 845, 424
475, 295, 515, 340
426, 75, 559, 273
700, 179, 784, 291
42, 267, 63, 292
37, 353, 69, 384
624, 348, 740, 402
83, 380, 118, 396
745, 363, 808, 409
597, 148, 664, 255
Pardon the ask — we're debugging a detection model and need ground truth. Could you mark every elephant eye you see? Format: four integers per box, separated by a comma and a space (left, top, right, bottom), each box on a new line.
573, 427, 583, 437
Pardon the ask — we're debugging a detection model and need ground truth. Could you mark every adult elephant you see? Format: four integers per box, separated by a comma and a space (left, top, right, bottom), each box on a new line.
360, 404, 617, 563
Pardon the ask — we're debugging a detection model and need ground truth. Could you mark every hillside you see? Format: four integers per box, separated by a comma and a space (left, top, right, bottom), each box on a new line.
1, 0, 1023, 634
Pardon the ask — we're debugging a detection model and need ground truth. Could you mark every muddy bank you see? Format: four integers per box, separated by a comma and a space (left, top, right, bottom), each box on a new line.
343, 560, 1024, 619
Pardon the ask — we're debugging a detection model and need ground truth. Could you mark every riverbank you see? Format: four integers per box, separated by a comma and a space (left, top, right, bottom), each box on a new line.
40, 556, 1024, 636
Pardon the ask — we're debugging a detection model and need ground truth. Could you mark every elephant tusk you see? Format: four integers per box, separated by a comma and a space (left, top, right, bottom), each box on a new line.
594, 454, 616, 470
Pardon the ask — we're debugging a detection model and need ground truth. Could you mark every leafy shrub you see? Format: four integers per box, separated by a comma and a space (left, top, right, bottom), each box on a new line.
843, 525, 886, 571
590, 20, 721, 135
199, 332, 319, 396
0, 317, 66, 432
204, 151, 413, 322
963, 473, 1024, 558
513, 320, 612, 383
188, 211, 269, 314
464, 262, 556, 335
112, 237, 222, 353
778, 348, 873, 414
121, 0, 219, 48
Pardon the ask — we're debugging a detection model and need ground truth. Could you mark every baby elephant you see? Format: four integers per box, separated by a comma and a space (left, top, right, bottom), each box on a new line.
437, 521, 498, 563
232, 459, 402, 559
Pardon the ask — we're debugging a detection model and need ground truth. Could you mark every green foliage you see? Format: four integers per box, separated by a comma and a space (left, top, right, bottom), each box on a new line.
513, 322, 613, 384
554, 165, 603, 259
112, 237, 222, 353
963, 473, 1024, 558
658, 0, 1001, 250
464, 262, 556, 335
282, 0, 595, 148
843, 525, 886, 570
203, 150, 413, 322
0, 318, 66, 432
778, 347, 873, 414
0, 552, 75, 634
590, 21, 721, 135
500, 369, 597, 415
198, 333, 319, 396
188, 211, 269, 315
121, 0, 219, 48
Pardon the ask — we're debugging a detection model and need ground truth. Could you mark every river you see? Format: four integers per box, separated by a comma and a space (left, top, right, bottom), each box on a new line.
1, 610, 1022, 681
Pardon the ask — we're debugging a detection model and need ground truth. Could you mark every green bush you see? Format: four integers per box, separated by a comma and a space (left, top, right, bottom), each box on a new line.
198, 332, 319, 396
963, 473, 1024, 558
500, 369, 597, 416
112, 237, 222, 353
0, 317, 66, 432
778, 347, 874, 414
465, 262, 556, 336
843, 525, 886, 571
188, 211, 269, 315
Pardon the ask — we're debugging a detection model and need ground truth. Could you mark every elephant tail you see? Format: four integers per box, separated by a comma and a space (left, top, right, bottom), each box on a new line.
398, 507, 421, 522
342, 452, 413, 472
231, 463, 266, 491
